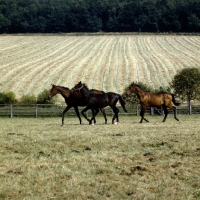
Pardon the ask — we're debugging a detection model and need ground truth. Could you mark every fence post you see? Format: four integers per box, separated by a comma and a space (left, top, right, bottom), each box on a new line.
150, 107, 154, 115
137, 105, 139, 116
10, 104, 13, 118
190, 104, 192, 115
35, 104, 38, 118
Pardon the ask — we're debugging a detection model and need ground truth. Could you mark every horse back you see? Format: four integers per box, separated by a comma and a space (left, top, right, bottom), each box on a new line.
89, 89, 105, 94
144, 92, 172, 107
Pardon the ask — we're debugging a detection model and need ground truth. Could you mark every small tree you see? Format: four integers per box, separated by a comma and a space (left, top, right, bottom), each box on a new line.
170, 67, 200, 114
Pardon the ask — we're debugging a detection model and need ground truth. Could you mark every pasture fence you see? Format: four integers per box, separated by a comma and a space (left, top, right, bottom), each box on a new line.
0, 104, 200, 118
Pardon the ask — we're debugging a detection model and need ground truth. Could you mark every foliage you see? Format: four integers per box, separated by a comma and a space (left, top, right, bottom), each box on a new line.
170, 67, 200, 103
0, 0, 200, 33
37, 89, 56, 104
0, 91, 17, 104
20, 94, 37, 104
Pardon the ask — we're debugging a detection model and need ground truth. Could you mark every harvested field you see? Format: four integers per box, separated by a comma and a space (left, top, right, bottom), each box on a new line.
0, 34, 200, 100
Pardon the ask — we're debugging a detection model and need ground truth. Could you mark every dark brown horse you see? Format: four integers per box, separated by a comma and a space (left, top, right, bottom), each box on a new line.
126, 82, 180, 123
48, 84, 107, 125
72, 81, 127, 124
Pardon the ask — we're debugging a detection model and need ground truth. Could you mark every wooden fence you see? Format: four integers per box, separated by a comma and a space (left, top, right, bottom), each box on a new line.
0, 104, 200, 118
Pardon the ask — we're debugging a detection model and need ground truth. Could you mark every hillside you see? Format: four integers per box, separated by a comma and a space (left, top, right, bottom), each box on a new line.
0, 34, 200, 101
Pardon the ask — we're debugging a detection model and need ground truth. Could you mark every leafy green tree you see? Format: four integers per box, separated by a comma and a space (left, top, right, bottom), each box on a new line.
170, 67, 200, 114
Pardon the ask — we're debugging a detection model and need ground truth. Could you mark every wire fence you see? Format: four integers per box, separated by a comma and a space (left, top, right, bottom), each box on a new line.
0, 104, 200, 118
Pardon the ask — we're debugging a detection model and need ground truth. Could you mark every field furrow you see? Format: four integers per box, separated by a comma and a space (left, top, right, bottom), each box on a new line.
102, 37, 118, 92
0, 34, 200, 100
63, 37, 108, 88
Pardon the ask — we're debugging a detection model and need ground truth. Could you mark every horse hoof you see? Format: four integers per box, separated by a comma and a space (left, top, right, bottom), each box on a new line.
114, 122, 118, 125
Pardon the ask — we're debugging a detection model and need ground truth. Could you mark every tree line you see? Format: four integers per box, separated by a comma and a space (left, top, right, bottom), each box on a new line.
0, 0, 200, 33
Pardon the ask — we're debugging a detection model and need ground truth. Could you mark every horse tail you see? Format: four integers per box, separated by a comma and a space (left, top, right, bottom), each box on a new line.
118, 95, 128, 112
171, 94, 181, 106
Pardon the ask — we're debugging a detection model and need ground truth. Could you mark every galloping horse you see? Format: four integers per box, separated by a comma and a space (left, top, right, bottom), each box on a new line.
72, 81, 127, 124
48, 84, 107, 125
126, 82, 180, 123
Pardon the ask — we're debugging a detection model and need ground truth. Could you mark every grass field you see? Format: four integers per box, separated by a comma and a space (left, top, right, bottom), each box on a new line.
0, 115, 200, 199
0, 34, 200, 101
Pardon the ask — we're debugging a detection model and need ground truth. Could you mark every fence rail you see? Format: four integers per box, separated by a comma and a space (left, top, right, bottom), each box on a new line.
0, 104, 200, 118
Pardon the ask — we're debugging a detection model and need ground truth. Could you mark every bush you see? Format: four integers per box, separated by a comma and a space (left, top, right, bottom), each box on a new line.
37, 89, 56, 104
0, 91, 18, 104
20, 94, 37, 104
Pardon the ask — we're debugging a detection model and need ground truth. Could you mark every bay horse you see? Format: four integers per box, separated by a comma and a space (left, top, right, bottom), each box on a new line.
126, 82, 180, 123
72, 81, 127, 124
48, 84, 107, 125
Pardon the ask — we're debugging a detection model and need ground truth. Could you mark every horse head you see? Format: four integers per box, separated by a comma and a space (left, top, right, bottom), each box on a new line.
71, 81, 85, 93
48, 84, 60, 99
126, 82, 136, 95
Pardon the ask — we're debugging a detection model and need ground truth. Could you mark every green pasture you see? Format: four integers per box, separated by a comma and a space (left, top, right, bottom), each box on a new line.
0, 115, 200, 199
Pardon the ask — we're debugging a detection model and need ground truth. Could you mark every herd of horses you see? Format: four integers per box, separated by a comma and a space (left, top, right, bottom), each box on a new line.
48, 81, 180, 125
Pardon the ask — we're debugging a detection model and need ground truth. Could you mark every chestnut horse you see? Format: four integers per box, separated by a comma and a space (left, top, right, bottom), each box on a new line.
72, 81, 127, 124
48, 84, 107, 125
126, 82, 180, 123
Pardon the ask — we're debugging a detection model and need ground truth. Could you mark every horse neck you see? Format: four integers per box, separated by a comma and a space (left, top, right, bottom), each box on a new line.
80, 86, 90, 100
135, 86, 146, 99
57, 86, 71, 98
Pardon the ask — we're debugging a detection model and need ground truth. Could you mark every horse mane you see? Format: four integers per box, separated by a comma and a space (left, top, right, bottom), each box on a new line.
81, 82, 90, 90
53, 85, 70, 91
134, 84, 147, 92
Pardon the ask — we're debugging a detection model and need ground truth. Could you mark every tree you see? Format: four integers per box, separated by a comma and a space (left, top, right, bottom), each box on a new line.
170, 67, 200, 114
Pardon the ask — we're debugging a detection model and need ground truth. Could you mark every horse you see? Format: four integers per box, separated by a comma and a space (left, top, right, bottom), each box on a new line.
72, 81, 127, 124
126, 82, 180, 123
48, 84, 107, 125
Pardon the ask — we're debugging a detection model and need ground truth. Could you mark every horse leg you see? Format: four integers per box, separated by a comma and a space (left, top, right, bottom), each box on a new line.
74, 106, 82, 124
112, 106, 119, 124
89, 108, 98, 125
100, 108, 107, 124
81, 106, 91, 122
93, 108, 99, 124
162, 105, 168, 122
61, 105, 71, 126
171, 106, 179, 121
140, 106, 149, 123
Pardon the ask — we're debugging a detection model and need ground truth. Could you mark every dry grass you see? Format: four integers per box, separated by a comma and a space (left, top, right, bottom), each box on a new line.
0, 115, 200, 199
0, 35, 200, 99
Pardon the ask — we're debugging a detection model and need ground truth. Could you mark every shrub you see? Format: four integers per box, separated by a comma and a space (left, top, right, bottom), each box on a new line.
20, 94, 37, 104
37, 89, 56, 104
0, 91, 18, 104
